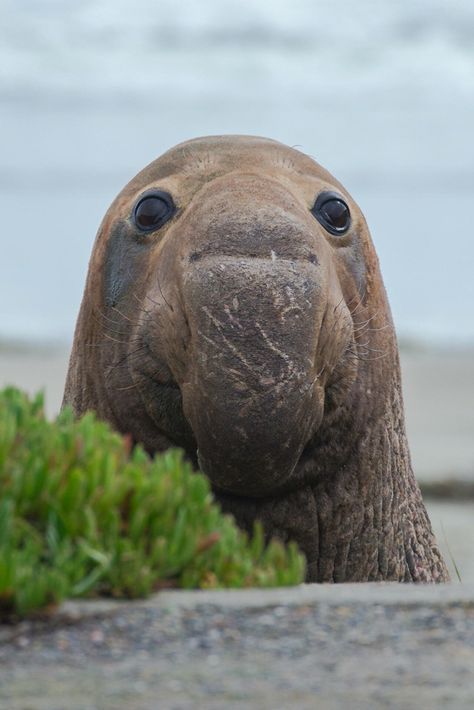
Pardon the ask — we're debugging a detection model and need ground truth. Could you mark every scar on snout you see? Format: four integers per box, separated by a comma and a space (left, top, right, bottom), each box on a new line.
254, 321, 291, 365
201, 307, 254, 374
223, 304, 243, 329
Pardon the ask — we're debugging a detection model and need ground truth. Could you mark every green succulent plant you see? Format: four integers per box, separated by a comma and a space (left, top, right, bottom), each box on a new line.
0, 387, 305, 619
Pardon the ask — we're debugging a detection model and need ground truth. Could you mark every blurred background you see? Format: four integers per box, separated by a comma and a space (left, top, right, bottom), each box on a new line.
0, 0, 473, 577
2, 0, 474, 345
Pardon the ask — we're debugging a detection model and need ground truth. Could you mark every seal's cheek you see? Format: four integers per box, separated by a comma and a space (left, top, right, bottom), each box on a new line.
102, 222, 151, 308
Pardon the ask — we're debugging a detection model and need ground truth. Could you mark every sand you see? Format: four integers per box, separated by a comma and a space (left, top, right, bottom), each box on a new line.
401, 349, 474, 482
0, 346, 69, 417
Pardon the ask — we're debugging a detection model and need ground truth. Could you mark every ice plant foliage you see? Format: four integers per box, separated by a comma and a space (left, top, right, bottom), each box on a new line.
0, 387, 304, 619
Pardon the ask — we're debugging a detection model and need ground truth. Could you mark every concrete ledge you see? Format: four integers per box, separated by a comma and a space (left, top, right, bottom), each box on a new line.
2, 583, 473, 637
52, 582, 474, 624
152, 582, 474, 609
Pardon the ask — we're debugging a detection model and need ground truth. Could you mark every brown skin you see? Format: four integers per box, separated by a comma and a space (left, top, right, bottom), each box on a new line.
63, 135, 449, 583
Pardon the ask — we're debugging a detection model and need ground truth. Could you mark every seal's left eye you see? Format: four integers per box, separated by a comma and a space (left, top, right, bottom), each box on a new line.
311, 192, 351, 236
133, 191, 175, 232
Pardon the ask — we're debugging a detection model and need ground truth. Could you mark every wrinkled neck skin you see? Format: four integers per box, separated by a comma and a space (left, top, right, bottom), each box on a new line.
215, 356, 448, 583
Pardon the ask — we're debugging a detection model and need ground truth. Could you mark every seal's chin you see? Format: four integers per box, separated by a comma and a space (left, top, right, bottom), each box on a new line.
196, 439, 310, 499
183, 378, 326, 499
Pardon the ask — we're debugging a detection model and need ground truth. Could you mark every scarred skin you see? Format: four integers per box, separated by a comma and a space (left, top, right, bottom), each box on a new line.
63, 135, 449, 583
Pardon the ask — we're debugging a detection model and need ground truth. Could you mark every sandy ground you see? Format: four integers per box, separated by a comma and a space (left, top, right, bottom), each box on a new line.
401, 349, 474, 482
428, 501, 474, 583
0, 346, 70, 418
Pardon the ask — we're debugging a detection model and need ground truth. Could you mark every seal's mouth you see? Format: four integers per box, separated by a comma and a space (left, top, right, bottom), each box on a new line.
184, 345, 358, 498
196, 430, 322, 499
135, 338, 357, 498
135, 368, 323, 498
195, 448, 298, 498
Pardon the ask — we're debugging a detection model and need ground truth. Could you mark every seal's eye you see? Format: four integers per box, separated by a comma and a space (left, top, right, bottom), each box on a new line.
311, 192, 351, 236
133, 191, 175, 232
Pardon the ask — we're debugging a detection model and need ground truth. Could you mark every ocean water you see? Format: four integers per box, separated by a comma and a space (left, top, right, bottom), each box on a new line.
1, 0, 474, 345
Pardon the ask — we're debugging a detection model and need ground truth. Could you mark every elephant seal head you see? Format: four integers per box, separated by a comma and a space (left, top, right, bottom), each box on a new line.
64, 136, 449, 582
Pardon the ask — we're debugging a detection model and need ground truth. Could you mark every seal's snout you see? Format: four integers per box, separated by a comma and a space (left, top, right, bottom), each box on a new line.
163, 175, 334, 495
179, 248, 326, 495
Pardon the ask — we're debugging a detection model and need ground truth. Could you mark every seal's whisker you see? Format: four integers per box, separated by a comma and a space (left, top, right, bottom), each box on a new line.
363, 344, 389, 354
156, 274, 175, 313
84, 342, 137, 350
84, 334, 143, 349
131, 292, 149, 310
130, 292, 167, 325
111, 305, 142, 327
360, 352, 389, 361
101, 332, 137, 345
353, 309, 381, 327
360, 323, 393, 334
351, 312, 395, 345
372, 323, 393, 333
95, 305, 148, 336
91, 311, 129, 338
143, 289, 167, 312
353, 313, 379, 331
347, 289, 364, 308
94, 307, 125, 327
345, 345, 389, 362
114, 381, 140, 392
349, 291, 368, 318
310, 365, 325, 387
105, 345, 148, 379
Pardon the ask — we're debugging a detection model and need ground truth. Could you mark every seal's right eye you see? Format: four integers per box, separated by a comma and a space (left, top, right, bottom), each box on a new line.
133, 191, 176, 232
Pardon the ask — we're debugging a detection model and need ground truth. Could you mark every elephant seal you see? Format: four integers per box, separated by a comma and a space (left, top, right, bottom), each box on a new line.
63, 135, 449, 583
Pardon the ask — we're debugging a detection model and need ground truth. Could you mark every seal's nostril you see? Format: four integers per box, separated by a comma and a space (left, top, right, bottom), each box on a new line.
189, 251, 202, 262
308, 254, 318, 265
